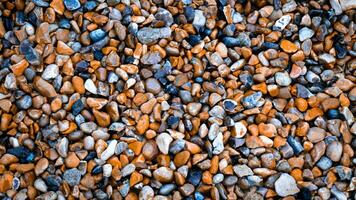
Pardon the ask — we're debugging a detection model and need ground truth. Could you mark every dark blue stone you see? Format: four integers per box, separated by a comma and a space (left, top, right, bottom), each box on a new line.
75, 61, 89, 73
187, 170, 202, 186
297, 187, 312, 200
3, 16, 14, 30
187, 35, 201, 46
184, 6, 195, 22
64, 0, 81, 11
45, 175, 61, 191
122, 6, 133, 16
90, 29, 106, 42
59, 19, 71, 29
327, 109, 340, 119
32, 0, 49, 7
309, 9, 324, 17
84, 1, 97, 11
222, 37, 241, 47
28, 12, 40, 27
262, 42, 280, 50
124, 56, 135, 64
200, 28, 212, 38
15, 12, 26, 25
158, 77, 169, 86
85, 151, 97, 161
167, 116, 179, 126
1, 59, 11, 69
20, 40, 40, 65
92, 165, 103, 174
287, 136, 304, 155
8, 147, 35, 163
195, 77, 203, 83
16, 95, 32, 110
335, 43, 347, 59
165, 84, 179, 96
72, 99, 84, 116
93, 49, 104, 60
194, 192, 205, 200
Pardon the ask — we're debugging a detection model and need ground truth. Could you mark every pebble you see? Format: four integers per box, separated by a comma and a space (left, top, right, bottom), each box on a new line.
299, 27, 315, 41
274, 173, 300, 197
137, 27, 172, 44
63, 168, 81, 186
64, 0, 81, 11
192, 10, 206, 30
156, 133, 173, 154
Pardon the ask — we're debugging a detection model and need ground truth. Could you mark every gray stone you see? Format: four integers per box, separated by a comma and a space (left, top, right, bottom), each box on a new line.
275, 72, 292, 86
192, 10, 206, 30
316, 156, 333, 170
299, 27, 315, 41
155, 8, 174, 26
16, 95, 32, 110
274, 173, 300, 197
63, 168, 81, 186
233, 164, 253, 177
121, 164, 136, 177
137, 27, 172, 44
274, 15, 291, 30
330, 0, 343, 15
145, 78, 162, 94
42, 64, 59, 80
141, 51, 162, 65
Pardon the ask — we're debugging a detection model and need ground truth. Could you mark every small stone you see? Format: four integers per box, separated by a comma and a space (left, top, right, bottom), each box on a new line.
233, 165, 253, 177
121, 164, 136, 177
16, 95, 32, 110
153, 167, 174, 183
242, 92, 262, 109
64, 0, 81, 11
299, 27, 314, 41
85, 79, 97, 94
42, 64, 59, 80
137, 27, 172, 44
231, 122, 247, 138
90, 29, 106, 42
275, 173, 300, 197
274, 15, 291, 30
100, 140, 117, 160
192, 10, 206, 30
33, 76, 57, 98
63, 168, 81, 186
319, 53, 335, 64
275, 72, 292, 86
326, 141, 342, 162
156, 133, 173, 154
141, 51, 162, 65
280, 40, 298, 53
307, 127, 326, 143
316, 156, 333, 170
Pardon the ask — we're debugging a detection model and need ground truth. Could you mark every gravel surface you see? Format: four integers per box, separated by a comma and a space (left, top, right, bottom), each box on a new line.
0, 0, 355, 199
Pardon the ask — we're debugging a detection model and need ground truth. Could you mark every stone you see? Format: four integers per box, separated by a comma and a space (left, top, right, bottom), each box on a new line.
275, 72, 292, 86
155, 8, 173, 26
326, 141, 342, 162
33, 76, 57, 98
192, 10, 206, 30
307, 127, 326, 143
153, 167, 174, 183
90, 29, 106, 42
121, 164, 136, 177
63, 168, 81, 186
274, 15, 291, 30
100, 140, 117, 160
64, 0, 81, 11
233, 165, 253, 177
16, 95, 32, 110
85, 79, 97, 94
340, 0, 356, 11
299, 27, 314, 41
137, 27, 172, 44
231, 122, 247, 138
141, 51, 162, 65
275, 173, 300, 197
42, 64, 59, 80
156, 133, 173, 154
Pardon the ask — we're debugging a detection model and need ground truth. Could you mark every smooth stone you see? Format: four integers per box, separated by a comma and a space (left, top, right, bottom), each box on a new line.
156, 133, 173, 155
42, 64, 59, 80
192, 10, 206, 30
274, 173, 300, 197
64, 0, 81, 11
16, 95, 32, 110
299, 27, 315, 41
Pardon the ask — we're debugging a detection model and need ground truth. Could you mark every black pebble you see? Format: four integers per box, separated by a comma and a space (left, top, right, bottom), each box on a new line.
297, 187, 312, 200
